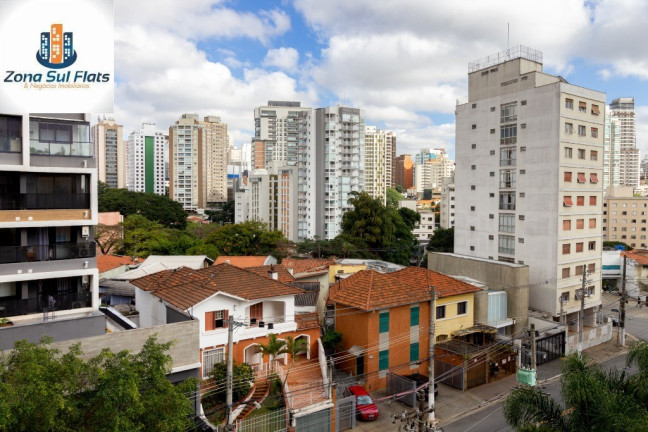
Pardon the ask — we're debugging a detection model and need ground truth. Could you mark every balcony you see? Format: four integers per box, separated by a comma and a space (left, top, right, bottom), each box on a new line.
0, 291, 91, 318
0, 193, 90, 210
29, 119, 92, 157
0, 242, 96, 264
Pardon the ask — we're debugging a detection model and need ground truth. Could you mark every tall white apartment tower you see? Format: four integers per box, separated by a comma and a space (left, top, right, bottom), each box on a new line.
296, 106, 365, 240
92, 117, 125, 189
606, 97, 639, 189
126, 123, 167, 195
364, 126, 394, 204
454, 47, 604, 325
253, 101, 311, 168
169, 114, 204, 211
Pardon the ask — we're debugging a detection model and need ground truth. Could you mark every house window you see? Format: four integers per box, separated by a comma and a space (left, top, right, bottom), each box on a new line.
579, 101, 586, 113
591, 127, 598, 138
588, 264, 596, 274
249, 303, 263, 323
590, 196, 597, 206
563, 219, 571, 230
591, 150, 598, 161
436, 305, 446, 319
410, 306, 420, 327
565, 147, 573, 158
203, 348, 225, 378
205, 310, 229, 331
564, 171, 572, 182
500, 125, 517, 145
499, 235, 515, 255
500, 170, 516, 188
577, 172, 586, 183
589, 218, 596, 228
565, 123, 573, 134
561, 292, 569, 302
565, 98, 573, 109
592, 104, 600, 115
563, 244, 571, 254
410, 343, 419, 362
379, 350, 389, 371
499, 192, 516, 210
576, 242, 584, 253
578, 149, 585, 159
379, 311, 389, 333
499, 213, 515, 233
501, 102, 517, 123
457, 301, 467, 315
577, 196, 585, 206
562, 268, 570, 278
590, 173, 599, 184
589, 241, 596, 251
578, 125, 586, 136
563, 196, 573, 207
576, 266, 583, 276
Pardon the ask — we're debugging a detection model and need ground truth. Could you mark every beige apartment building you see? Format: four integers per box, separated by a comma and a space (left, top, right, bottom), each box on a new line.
603, 186, 648, 249
364, 126, 395, 204
201, 116, 228, 206
92, 118, 125, 189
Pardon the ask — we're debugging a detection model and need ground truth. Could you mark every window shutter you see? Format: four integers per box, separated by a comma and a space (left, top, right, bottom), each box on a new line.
223, 310, 229, 328
205, 311, 215, 331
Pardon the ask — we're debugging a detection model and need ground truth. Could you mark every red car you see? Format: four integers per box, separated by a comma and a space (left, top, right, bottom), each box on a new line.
348, 385, 379, 421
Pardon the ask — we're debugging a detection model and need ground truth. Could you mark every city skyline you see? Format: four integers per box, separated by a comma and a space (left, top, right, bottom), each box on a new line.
110, 0, 648, 160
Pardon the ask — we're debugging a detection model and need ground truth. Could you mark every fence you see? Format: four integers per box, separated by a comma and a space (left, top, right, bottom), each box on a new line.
386, 372, 417, 407
235, 407, 287, 432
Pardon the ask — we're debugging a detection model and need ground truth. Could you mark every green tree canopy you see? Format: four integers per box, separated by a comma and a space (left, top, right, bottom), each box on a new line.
201, 361, 254, 413
386, 187, 405, 209
117, 214, 198, 258
426, 226, 454, 252
0, 336, 197, 432
203, 221, 291, 258
98, 182, 187, 229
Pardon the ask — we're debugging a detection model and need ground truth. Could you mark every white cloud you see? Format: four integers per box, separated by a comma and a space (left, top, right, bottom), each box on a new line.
263, 47, 299, 70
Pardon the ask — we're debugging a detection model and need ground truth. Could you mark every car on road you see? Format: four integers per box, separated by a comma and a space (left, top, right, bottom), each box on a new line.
348, 385, 379, 421
404, 373, 438, 398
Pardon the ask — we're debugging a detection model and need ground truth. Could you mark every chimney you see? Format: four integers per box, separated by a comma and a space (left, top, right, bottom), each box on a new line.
268, 264, 278, 280
225, 259, 230, 264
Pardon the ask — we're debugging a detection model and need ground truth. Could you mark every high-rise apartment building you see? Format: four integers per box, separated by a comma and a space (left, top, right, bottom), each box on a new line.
394, 154, 414, 190
169, 114, 204, 211
0, 112, 103, 347
604, 97, 639, 189
296, 106, 365, 240
92, 117, 125, 189
603, 186, 648, 249
413, 149, 455, 193
201, 116, 228, 206
364, 126, 394, 204
126, 123, 167, 195
440, 173, 455, 229
454, 47, 604, 325
253, 101, 311, 168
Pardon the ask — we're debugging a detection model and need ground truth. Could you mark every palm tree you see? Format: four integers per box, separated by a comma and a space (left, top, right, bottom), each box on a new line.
503, 343, 648, 432
283, 336, 309, 364
256, 333, 287, 368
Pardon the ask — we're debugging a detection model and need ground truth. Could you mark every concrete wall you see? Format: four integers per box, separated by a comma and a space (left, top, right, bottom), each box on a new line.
0, 311, 106, 350
566, 322, 612, 354
428, 252, 529, 332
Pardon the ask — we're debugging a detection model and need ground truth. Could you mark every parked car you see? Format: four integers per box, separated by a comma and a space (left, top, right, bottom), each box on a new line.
348, 385, 379, 421
404, 373, 438, 397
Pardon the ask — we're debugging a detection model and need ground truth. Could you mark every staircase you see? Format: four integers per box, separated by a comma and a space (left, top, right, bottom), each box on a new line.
237, 379, 270, 421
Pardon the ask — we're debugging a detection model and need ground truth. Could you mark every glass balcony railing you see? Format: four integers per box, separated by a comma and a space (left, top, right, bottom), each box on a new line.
0, 192, 90, 210
0, 292, 91, 317
0, 242, 96, 264
30, 139, 93, 157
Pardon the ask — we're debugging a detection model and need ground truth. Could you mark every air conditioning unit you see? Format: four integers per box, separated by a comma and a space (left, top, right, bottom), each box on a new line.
78, 243, 92, 258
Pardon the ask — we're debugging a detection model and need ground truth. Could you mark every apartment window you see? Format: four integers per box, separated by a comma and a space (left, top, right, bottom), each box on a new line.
501, 102, 517, 123
490, 172, 495, 177
563, 196, 573, 207
565, 98, 574, 109
564, 171, 572, 182
518, 237, 525, 243
410, 343, 419, 362
457, 301, 467, 315
562, 268, 570, 278
591, 127, 598, 138
577, 196, 584, 206
500, 125, 517, 145
490, 106, 496, 111
563, 244, 571, 254
379, 350, 389, 371
204, 310, 228, 331
379, 311, 389, 333
436, 305, 446, 319
500, 147, 516, 166
579, 101, 587, 112
499, 213, 515, 232
589, 218, 596, 228
591, 150, 598, 161
561, 292, 570, 302
490, 150, 496, 155
563, 219, 571, 230
578, 149, 585, 159
590, 196, 597, 206
500, 170, 516, 188
472, 124, 477, 129
202, 348, 225, 378
471, 185, 476, 190
578, 125, 586, 136
589, 241, 596, 251
591, 104, 600, 115
590, 173, 599, 184
471, 143, 477, 149
470, 226, 475, 231
576, 219, 584, 229
499, 235, 515, 255
519, 192, 525, 197
576, 266, 583, 276
471, 206, 476, 211
577, 172, 586, 183
521, 100, 527, 105
519, 215, 525, 221
520, 146, 526, 152
410, 306, 420, 326
490, 129, 496, 134
471, 165, 476, 170
576, 242, 584, 252
499, 192, 516, 210
472, 103, 477, 109
565, 123, 574, 134
565, 147, 573, 158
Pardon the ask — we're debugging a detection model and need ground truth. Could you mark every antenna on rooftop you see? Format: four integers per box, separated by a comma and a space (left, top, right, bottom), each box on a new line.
507, 22, 510, 59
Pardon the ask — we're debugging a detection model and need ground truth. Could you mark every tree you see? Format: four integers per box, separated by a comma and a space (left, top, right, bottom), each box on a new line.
603, 241, 633, 251
94, 223, 123, 255
398, 207, 421, 231
503, 346, 648, 431
386, 187, 404, 209
322, 329, 343, 355
256, 333, 288, 365
201, 362, 254, 411
395, 184, 405, 194
426, 226, 454, 252
118, 214, 168, 258
205, 201, 235, 225
0, 336, 197, 432
203, 221, 291, 258
278, 336, 309, 387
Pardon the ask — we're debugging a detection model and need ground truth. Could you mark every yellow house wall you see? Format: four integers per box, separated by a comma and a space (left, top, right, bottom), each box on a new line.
328, 264, 367, 283
434, 293, 475, 341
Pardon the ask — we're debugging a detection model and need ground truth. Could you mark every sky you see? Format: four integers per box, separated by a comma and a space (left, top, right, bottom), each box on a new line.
111, 0, 648, 160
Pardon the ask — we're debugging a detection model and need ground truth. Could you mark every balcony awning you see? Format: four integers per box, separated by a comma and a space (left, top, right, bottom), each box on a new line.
590, 173, 599, 183
579, 101, 587, 108
591, 105, 600, 115
577, 173, 586, 183
563, 196, 573, 207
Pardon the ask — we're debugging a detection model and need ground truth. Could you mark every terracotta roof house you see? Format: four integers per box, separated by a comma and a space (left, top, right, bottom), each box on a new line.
246, 264, 296, 284
114, 255, 213, 280
130, 263, 321, 380
213, 255, 277, 268
328, 266, 482, 390
97, 255, 135, 279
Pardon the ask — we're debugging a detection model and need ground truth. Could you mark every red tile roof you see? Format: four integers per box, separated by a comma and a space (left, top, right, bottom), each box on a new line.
246, 265, 296, 283
129, 263, 303, 310
213, 256, 271, 268
282, 258, 334, 275
295, 312, 320, 330
623, 250, 648, 265
329, 266, 481, 311
97, 255, 134, 274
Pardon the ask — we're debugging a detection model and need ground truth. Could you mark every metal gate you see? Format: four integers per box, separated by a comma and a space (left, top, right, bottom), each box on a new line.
386, 372, 416, 407
522, 331, 565, 367
335, 395, 356, 431
435, 359, 464, 390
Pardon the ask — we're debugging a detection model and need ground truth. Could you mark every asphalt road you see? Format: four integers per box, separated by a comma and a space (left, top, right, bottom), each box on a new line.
442, 343, 636, 432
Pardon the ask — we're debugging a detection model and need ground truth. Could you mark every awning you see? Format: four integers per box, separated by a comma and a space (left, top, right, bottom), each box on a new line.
579, 101, 587, 109
577, 173, 586, 183
489, 318, 514, 329
592, 105, 600, 115
590, 173, 599, 183
563, 196, 573, 207
348, 345, 364, 357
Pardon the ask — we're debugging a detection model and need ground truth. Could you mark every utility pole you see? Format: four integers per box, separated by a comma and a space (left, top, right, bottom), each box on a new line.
620, 255, 627, 347
559, 298, 564, 325
578, 265, 587, 354
428, 286, 437, 427
226, 315, 234, 426
530, 323, 536, 373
